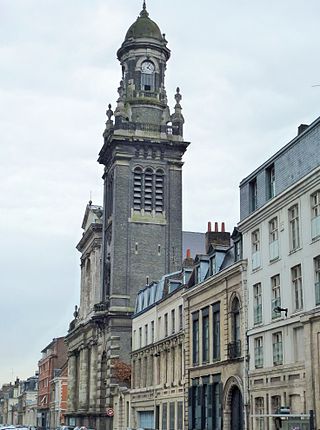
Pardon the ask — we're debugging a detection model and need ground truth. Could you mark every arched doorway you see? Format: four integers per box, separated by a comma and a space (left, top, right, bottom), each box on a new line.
230, 386, 243, 430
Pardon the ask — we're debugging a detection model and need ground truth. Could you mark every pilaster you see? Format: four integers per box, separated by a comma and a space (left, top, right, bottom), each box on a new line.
78, 347, 89, 411
67, 353, 77, 412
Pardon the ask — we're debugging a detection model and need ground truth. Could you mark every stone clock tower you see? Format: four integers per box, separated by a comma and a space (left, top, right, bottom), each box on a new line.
98, 1, 189, 311
65, 4, 189, 430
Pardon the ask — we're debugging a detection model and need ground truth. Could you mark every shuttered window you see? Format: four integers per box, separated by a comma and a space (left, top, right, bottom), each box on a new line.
133, 167, 165, 213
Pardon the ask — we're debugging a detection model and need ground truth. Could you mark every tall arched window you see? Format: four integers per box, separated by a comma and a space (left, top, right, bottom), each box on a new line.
231, 297, 240, 343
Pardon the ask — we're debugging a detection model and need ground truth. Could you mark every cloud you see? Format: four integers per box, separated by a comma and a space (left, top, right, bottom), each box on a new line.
1, 0, 320, 385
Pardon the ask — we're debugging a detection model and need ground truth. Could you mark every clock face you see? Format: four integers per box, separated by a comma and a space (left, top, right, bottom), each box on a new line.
141, 61, 155, 74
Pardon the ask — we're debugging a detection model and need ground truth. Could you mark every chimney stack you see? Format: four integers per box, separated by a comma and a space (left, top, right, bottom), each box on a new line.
183, 248, 194, 268
205, 221, 230, 253
298, 124, 309, 135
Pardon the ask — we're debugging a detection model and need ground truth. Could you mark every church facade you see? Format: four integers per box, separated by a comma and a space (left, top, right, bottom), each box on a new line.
65, 3, 189, 430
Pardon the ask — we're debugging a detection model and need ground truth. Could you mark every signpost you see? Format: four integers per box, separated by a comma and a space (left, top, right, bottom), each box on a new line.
106, 408, 114, 417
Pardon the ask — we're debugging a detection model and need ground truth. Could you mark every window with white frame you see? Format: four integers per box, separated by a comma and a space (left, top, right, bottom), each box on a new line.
269, 217, 279, 261
144, 324, 148, 346
255, 397, 265, 430
171, 309, 175, 334
253, 283, 262, 325
311, 190, 320, 239
314, 256, 320, 306
271, 395, 281, 413
292, 264, 303, 311
271, 274, 281, 319
164, 313, 168, 337
254, 337, 263, 368
179, 304, 183, 330
266, 164, 275, 199
293, 326, 305, 362
249, 178, 257, 212
252, 229, 261, 270
272, 332, 283, 365
139, 327, 142, 348
289, 204, 300, 251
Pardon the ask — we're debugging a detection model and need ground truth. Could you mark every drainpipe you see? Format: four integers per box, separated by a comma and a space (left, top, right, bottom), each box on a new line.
241, 263, 249, 430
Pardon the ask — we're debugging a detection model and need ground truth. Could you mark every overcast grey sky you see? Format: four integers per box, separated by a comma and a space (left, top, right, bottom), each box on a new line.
1, 0, 320, 385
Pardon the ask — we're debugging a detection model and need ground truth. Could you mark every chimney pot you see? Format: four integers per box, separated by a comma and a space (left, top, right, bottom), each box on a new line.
221, 222, 225, 232
207, 221, 212, 232
186, 248, 191, 258
214, 222, 218, 232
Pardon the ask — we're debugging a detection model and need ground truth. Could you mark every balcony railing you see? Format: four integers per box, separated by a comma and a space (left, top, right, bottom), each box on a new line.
272, 297, 281, 319
228, 340, 241, 359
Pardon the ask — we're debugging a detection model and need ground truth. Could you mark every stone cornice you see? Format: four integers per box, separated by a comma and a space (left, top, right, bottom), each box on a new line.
131, 331, 184, 358
76, 223, 102, 252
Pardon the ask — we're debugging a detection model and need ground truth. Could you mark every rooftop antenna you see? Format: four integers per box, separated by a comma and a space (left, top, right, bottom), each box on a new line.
89, 190, 92, 205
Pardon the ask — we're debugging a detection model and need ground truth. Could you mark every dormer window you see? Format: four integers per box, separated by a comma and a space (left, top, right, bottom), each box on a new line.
141, 61, 155, 91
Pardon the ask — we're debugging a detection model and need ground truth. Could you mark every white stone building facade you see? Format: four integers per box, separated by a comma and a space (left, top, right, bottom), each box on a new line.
130, 272, 187, 430
239, 119, 320, 429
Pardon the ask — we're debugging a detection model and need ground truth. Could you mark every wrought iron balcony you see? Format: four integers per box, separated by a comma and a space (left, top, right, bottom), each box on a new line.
228, 340, 241, 359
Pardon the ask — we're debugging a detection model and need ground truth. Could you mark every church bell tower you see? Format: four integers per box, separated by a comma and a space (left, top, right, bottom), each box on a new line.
98, 1, 189, 311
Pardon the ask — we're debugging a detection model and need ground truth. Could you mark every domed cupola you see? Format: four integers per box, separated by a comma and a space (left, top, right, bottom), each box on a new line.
124, 4, 163, 42
114, 1, 172, 127
117, 1, 170, 58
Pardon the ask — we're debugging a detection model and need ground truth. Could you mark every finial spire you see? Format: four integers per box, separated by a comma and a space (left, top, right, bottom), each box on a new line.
104, 103, 114, 132
170, 87, 184, 137
140, 0, 149, 17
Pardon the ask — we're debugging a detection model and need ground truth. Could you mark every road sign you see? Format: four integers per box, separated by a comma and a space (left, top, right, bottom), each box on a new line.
106, 408, 114, 417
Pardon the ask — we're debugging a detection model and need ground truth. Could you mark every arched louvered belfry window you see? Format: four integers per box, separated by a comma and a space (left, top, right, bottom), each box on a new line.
133, 167, 165, 214
144, 168, 154, 213
133, 167, 143, 211
155, 169, 164, 213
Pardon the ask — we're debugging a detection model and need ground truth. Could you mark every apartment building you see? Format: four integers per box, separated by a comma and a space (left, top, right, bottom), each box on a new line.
238, 120, 320, 429
184, 223, 247, 430
130, 267, 192, 430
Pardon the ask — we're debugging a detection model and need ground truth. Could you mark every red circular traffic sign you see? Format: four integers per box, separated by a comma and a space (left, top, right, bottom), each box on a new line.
106, 408, 114, 417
